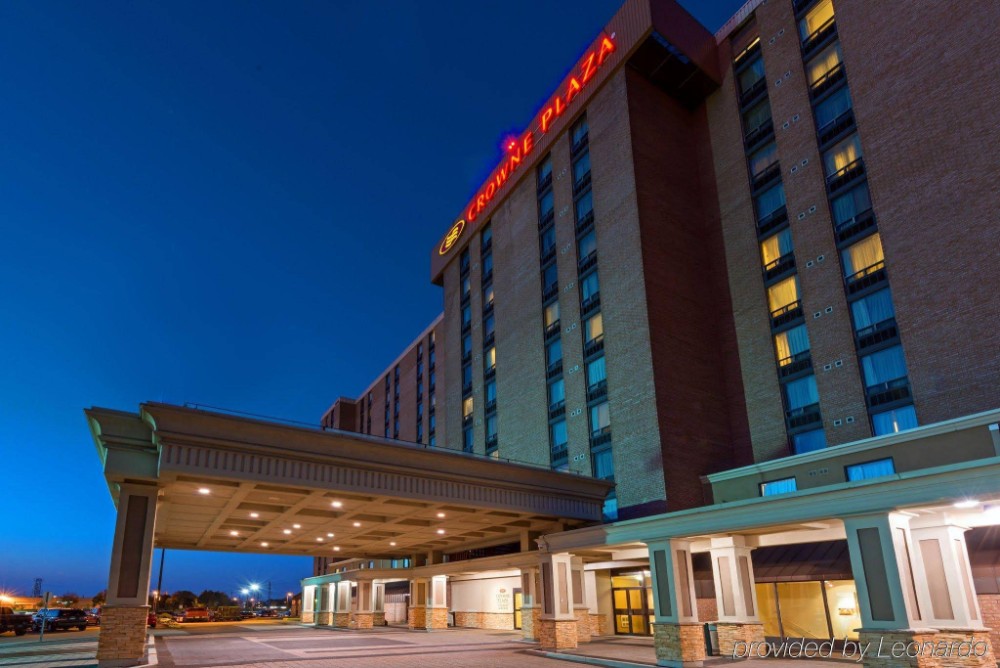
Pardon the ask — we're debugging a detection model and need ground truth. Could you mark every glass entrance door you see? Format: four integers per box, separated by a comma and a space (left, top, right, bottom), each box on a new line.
513, 589, 523, 630
611, 572, 653, 636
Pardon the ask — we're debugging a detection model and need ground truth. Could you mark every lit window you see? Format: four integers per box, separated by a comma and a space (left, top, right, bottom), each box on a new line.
774, 324, 810, 366
585, 313, 604, 344
799, 0, 834, 41
760, 477, 797, 497
463, 396, 473, 418
767, 275, 800, 312
846, 458, 895, 481
871, 406, 917, 436
550, 419, 568, 452
484, 346, 496, 371
823, 133, 862, 176
589, 402, 611, 437
755, 182, 786, 219
544, 301, 560, 328
842, 233, 884, 278
760, 228, 794, 268
483, 283, 495, 307
792, 428, 827, 454
748, 141, 778, 178
548, 379, 565, 409
808, 43, 842, 85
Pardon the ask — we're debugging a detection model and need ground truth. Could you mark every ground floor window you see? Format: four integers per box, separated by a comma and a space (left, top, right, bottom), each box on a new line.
756, 579, 861, 641
611, 571, 653, 636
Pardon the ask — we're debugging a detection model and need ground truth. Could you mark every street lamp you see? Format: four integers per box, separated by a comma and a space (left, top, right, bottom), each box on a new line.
240, 588, 250, 609
249, 583, 260, 610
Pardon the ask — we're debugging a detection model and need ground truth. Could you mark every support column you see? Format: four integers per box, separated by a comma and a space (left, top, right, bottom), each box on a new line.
98, 484, 159, 668
709, 536, 763, 656
352, 580, 377, 629
520, 567, 542, 642
332, 581, 352, 628
316, 584, 333, 626
372, 582, 386, 627
648, 540, 704, 668
538, 553, 579, 650
408, 576, 448, 630
301, 585, 316, 624
571, 557, 591, 643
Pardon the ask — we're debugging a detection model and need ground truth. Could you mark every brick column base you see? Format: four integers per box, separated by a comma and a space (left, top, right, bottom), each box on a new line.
521, 604, 540, 641
857, 629, 995, 668
332, 612, 351, 628
574, 606, 592, 643
97, 605, 149, 668
538, 618, 578, 651
408, 606, 426, 629
589, 613, 608, 637
715, 622, 764, 656
301, 610, 315, 624
352, 612, 374, 629
316, 611, 332, 626
653, 622, 706, 668
373, 611, 386, 627
429, 606, 448, 629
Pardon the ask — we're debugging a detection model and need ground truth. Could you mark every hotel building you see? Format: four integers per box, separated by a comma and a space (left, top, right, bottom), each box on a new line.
87, 0, 1000, 666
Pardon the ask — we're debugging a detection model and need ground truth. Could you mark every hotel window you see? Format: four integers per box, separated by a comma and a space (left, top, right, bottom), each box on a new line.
767, 275, 800, 313
572, 152, 591, 190
462, 333, 472, 360
793, 428, 827, 454
807, 43, 843, 86
581, 272, 600, 306
429, 348, 436, 366
540, 224, 556, 256
823, 133, 862, 177
542, 262, 558, 294
831, 182, 872, 227
463, 425, 474, 452
861, 345, 908, 392
748, 141, 778, 179
483, 313, 495, 342
544, 301, 560, 331
482, 250, 493, 280
484, 346, 496, 373
461, 274, 471, 300
584, 313, 604, 345
461, 304, 471, 330
462, 364, 472, 391
755, 182, 786, 220
539, 189, 555, 223
785, 374, 819, 411
760, 228, 794, 270
743, 98, 772, 134
871, 405, 917, 436
548, 378, 565, 411
429, 413, 436, 432
463, 396, 473, 419
589, 402, 611, 437
550, 419, 568, 453
428, 370, 436, 390
774, 324, 811, 367
587, 355, 607, 395
485, 379, 497, 409
417, 402, 423, 418
546, 339, 563, 372
738, 56, 766, 95
842, 233, 884, 279
483, 283, 495, 309
846, 458, 895, 481
851, 288, 896, 335
592, 448, 615, 481
815, 87, 852, 131
578, 229, 597, 262
485, 414, 498, 443
571, 116, 589, 151
760, 477, 797, 497
481, 224, 492, 251
576, 190, 594, 227
799, 0, 834, 41
538, 154, 553, 189
460, 248, 470, 274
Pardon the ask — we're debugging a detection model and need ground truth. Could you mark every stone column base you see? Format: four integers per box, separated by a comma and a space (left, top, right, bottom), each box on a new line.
332, 612, 351, 628
857, 629, 995, 668
574, 606, 592, 643
538, 618, 578, 651
715, 621, 764, 656
373, 611, 385, 627
589, 613, 608, 637
301, 609, 315, 624
521, 604, 540, 641
97, 605, 149, 668
429, 606, 448, 629
408, 606, 425, 629
352, 612, 374, 629
316, 611, 332, 626
653, 622, 706, 668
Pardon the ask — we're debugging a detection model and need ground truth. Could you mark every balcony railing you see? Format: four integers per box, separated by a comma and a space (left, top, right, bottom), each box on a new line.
763, 252, 796, 282
581, 294, 601, 315
539, 210, 555, 229
751, 160, 781, 192
542, 283, 559, 301
826, 157, 866, 193
786, 402, 822, 429
846, 260, 887, 294
835, 208, 876, 245
549, 402, 566, 419
771, 300, 803, 328
571, 134, 589, 157
573, 171, 592, 194
739, 77, 767, 108
777, 351, 812, 378
588, 380, 608, 401
546, 360, 563, 379
818, 108, 855, 146
802, 17, 837, 57
809, 61, 846, 100
584, 335, 605, 359
576, 210, 595, 234
744, 118, 774, 150
544, 320, 561, 340
578, 251, 598, 273
591, 430, 613, 448
757, 205, 789, 236
856, 318, 899, 350
537, 172, 553, 192
866, 377, 911, 408
540, 246, 556, 265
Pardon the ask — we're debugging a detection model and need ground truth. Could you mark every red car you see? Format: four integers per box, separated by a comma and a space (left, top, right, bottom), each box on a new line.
147, 612, 157, 628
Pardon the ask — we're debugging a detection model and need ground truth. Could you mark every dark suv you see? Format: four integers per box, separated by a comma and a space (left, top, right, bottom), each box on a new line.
32, 609, 89, 632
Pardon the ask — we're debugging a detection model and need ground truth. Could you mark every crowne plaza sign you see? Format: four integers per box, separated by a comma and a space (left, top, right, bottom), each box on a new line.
439, 33, 617, 256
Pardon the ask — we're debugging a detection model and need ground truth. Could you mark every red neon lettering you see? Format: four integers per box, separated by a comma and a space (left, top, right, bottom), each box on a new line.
522, 132, 534, 156
509, 147, 522, 167
554, 96, 565, 119
467, 204, 478, 222
485, 182, 496, 200
597, 36, 615, 65
565, 77, 582, 105
580, 52, 598, 84
540, 107, 554, 133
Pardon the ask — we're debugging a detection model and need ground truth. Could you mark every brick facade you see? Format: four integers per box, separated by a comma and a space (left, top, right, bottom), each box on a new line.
352, 612, 373, 629
96, 605, 149, 666
588, 613, 607, 637
522, 604, 541, 641
537, 618, 578, 651
715, 621, 764, 657
654, 622, 707, 666
978, 594, 1000, 662
316, 610, 331, 626
452, 611, 515, 630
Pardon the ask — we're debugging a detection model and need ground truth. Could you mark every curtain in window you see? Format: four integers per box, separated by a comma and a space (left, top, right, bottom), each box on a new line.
573, 152, 591, 184
586, 313, 604, 342
749, 141, 778, 177
851, 288, 896, 331
540, 190, 554, 217
846, 458, 896, 481
807, 43, 842, 84
484, 346, 496, 369
799, 0, 834, 39
547, 339, 562, 365
861, 345, 907, 388
815, 87, 852, 129
871, 405, 917, 436
543, 263, 558, 289
760, 228, 794, 266
590, 402, 611, 433
576, 190, 593, 222
792, 429, 827, 454
744, 99, 772, 132
762, 477, 798, 496
592, 449, 615, 480
484, 315, 495, 337
486, 415, 497, 438
582, 272, 600, 300
831, 183, 871, 225
541, 225, 556, 252
775, 324, 811, 363
767, 275, 799, 311
551, 420, 568, 448
587, 356, 607, 386
544, 301, 560, 326
738, 57, 766, 93
784, 375, 819, 410
578, 230, 597, 258
486, 381, 496, 403
824, 133, 862, 175
842, 233, 884, 276
756, 183, 786, 218
548, 379, 565, 406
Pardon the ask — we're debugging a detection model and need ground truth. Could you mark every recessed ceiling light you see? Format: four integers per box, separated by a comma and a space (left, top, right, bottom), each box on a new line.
436, 529, 445, 535
390, 541, 397, 546
230, 530, 239, 536
331, 501, 343, 508
333, 546, 341, 551
436, 512, 446, 518
293, 523, 302, 529
198, 488, 211, 495
954, 499, 979, 509
249, 512, 259, 518
327, 533, 334, 538
261, 542, 269, 547
283, 529, 292, 535
353, 521, 361, 527
316, 537, 323, 542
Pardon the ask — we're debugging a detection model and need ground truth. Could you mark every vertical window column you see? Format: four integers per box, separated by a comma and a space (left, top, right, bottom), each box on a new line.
480, 224, 498, 457
459, 248, 474, 453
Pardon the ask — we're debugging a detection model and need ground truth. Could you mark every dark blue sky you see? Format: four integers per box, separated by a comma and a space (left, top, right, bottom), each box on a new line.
0, 0, 745, 598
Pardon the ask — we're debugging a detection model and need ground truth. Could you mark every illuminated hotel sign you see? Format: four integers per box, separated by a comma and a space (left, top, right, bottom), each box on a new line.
458, 34, 617, 229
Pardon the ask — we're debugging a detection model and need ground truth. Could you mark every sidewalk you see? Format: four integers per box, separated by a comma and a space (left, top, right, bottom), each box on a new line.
0, 636, 97, 668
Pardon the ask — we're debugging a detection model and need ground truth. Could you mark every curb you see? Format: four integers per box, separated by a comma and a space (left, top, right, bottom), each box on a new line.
526, 648, 658, 668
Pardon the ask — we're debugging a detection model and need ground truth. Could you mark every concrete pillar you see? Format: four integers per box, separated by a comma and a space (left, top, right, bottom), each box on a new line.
648, 540, 705, 668
352, 579, 380, 629
301, 585, 317, 624
332, 581, 352, 628
708, 536, 763, 655
316, 584, 333, 626
845, 512, 995, 668
98, 483, 159, 668
538, 553, 579, 650
520, 567, 542, 641
408, 576, 448, 630
571, 557, 591, 643
583, 570, 605, 637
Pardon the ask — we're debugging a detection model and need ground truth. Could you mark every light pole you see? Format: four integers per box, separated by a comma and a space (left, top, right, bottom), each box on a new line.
240, 588, 249, 609
249, 583, 260, 610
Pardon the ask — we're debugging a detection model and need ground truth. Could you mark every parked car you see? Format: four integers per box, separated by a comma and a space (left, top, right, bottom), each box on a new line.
32, 609, 88, 632
0, 606, 33, 636
256, 609, 279, 618
85, 611, 101, 626
181, 607, 210, 623
213, 606, 242, 622
147, 612, 157, 628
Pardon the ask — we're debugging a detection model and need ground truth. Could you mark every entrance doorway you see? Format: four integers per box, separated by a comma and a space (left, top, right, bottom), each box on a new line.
611, 571, 653, 636
513, 589, 523, 630
756, 580, 862, 641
